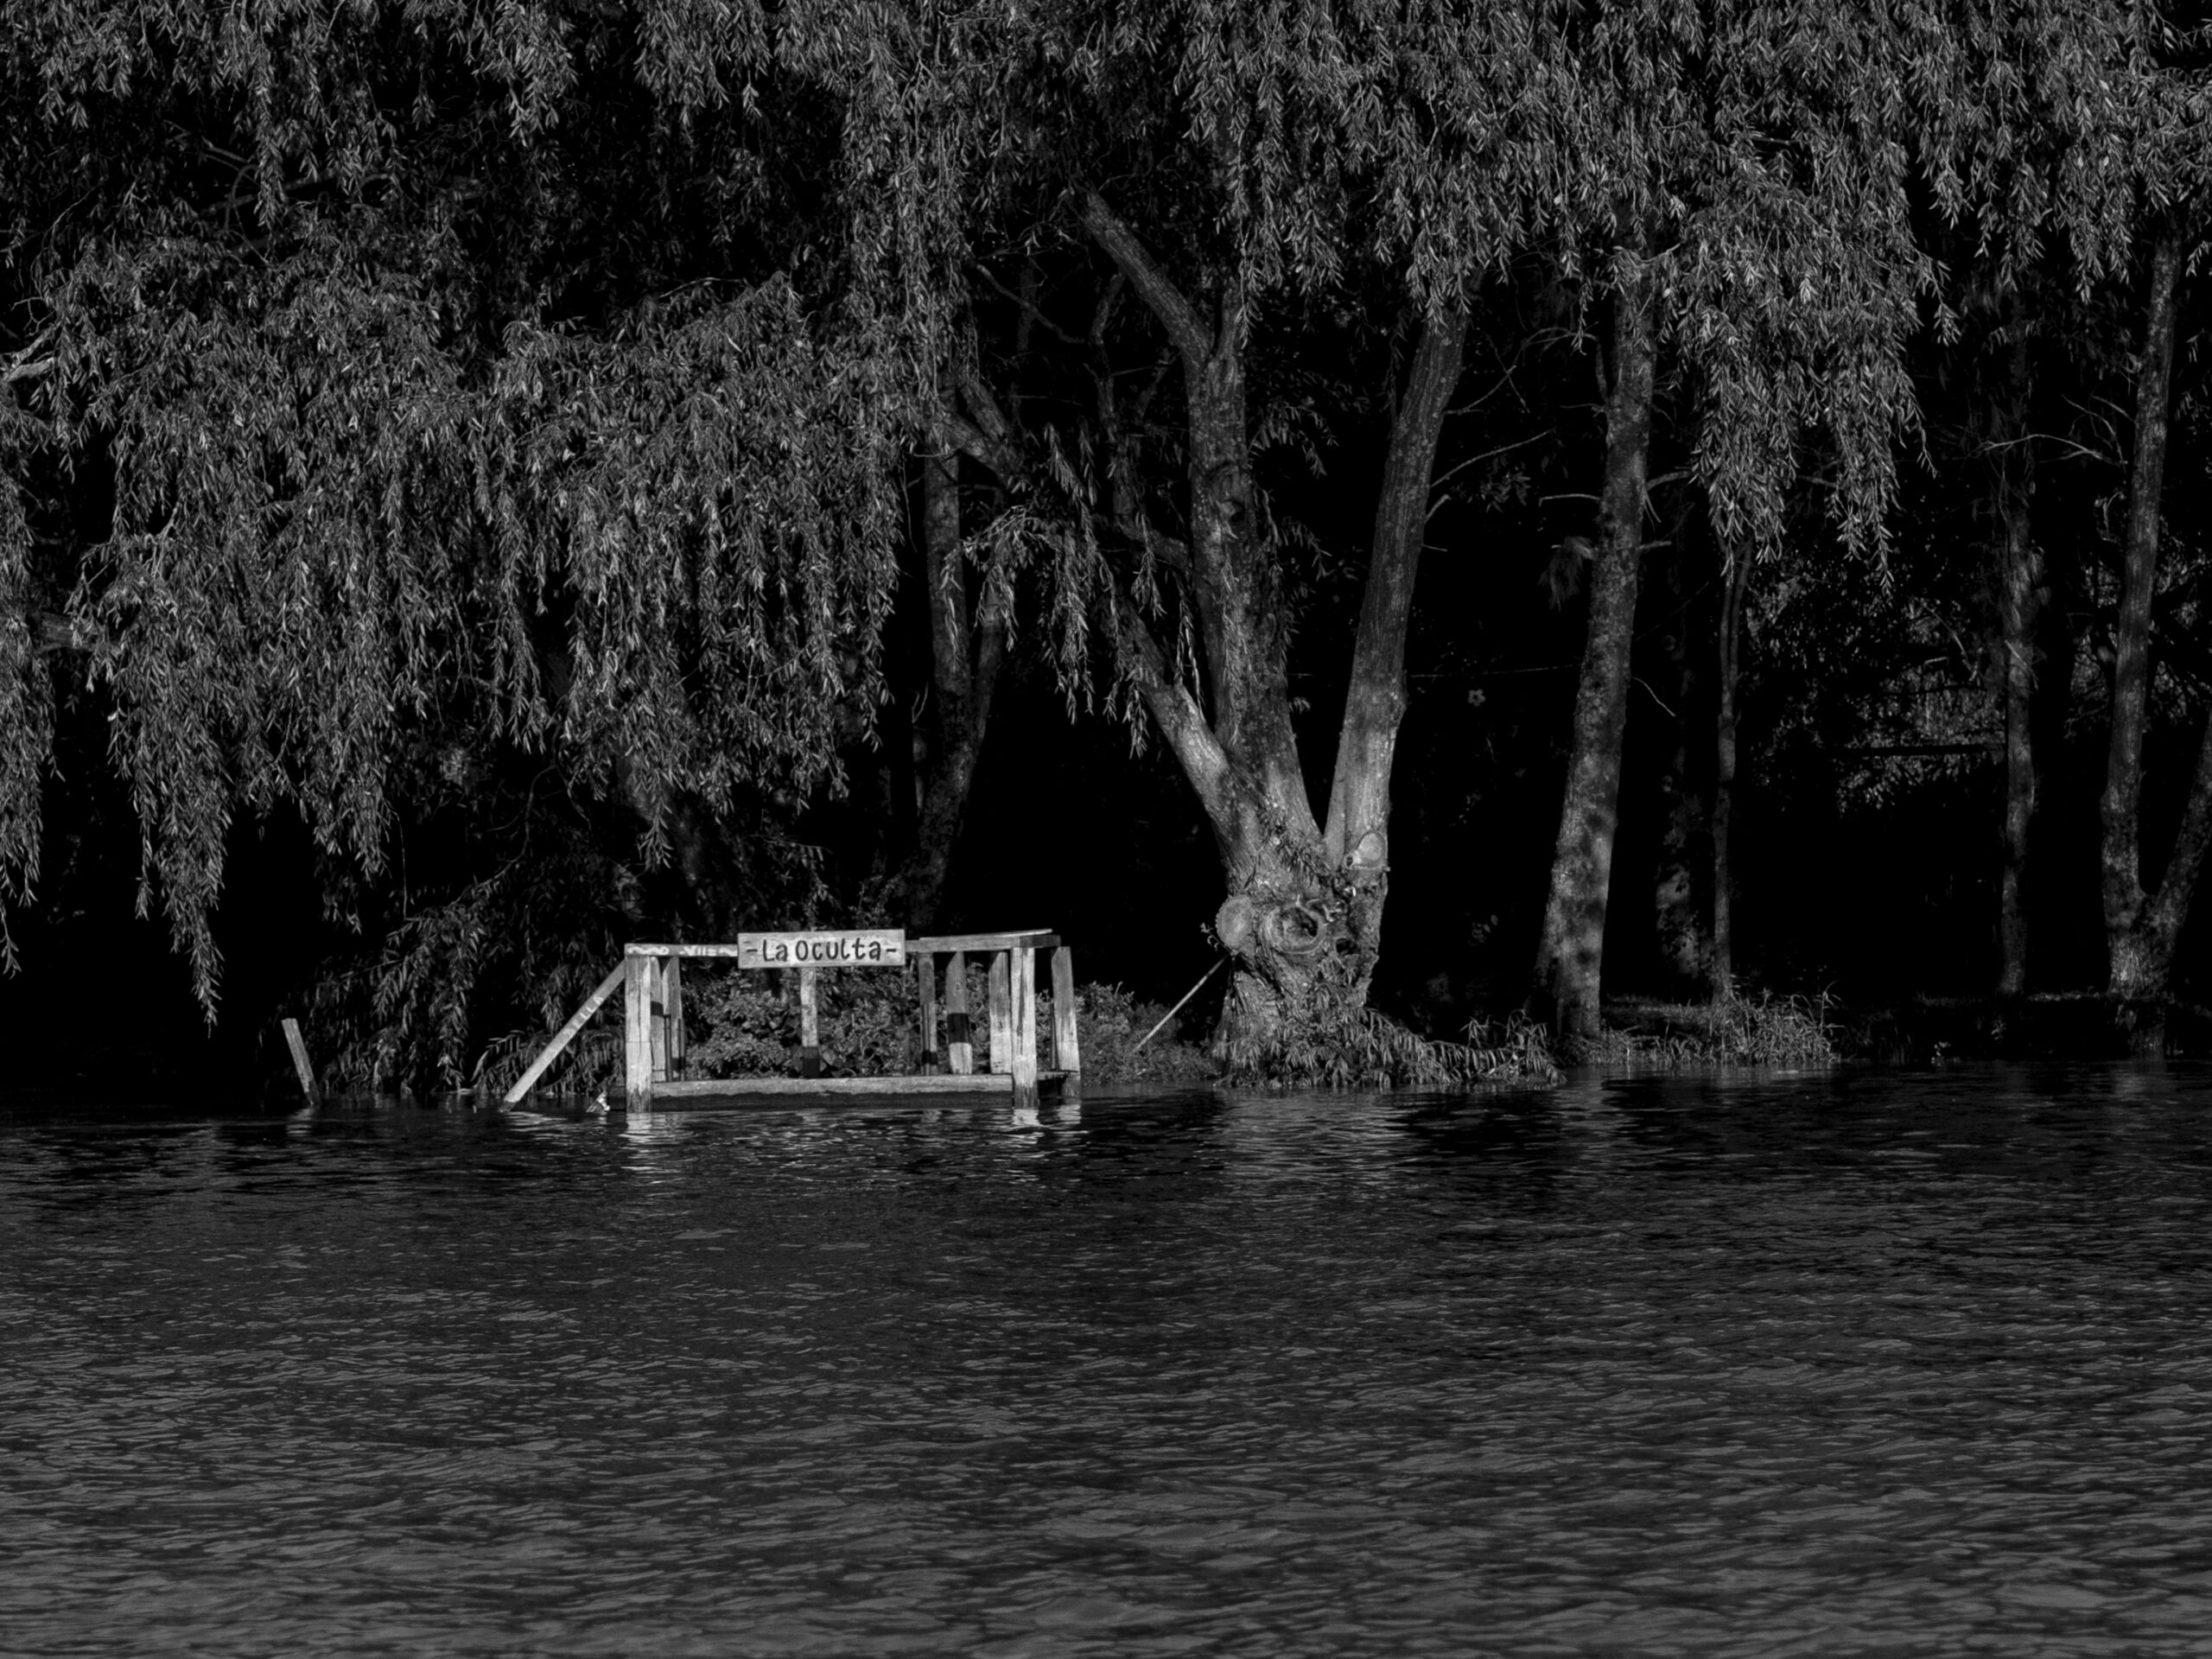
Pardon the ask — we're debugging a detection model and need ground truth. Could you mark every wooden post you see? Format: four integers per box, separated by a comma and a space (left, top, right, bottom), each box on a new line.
945, 950, 973, 1074
917, 954, 938, 1072
646, 955, 668, 1082
504, 962, 626, 1103
281, 1018, 318, 1103
988, 950, 1012, 1074
623, 951, 653, 1110
1012, 946, 1038, 1107
798, 965, 822, 1077
1051, 945, 1080, 1081
664, 954, 684, 1078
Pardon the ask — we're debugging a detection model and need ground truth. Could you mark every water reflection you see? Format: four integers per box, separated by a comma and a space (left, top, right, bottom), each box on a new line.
9, 1067, 2212, 1654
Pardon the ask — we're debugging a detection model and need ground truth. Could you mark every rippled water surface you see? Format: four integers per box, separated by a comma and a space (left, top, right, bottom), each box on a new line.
10, 1068, 2212, 1655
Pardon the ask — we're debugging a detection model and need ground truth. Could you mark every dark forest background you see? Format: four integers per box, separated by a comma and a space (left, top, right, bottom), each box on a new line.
6, 1, 2212, 1096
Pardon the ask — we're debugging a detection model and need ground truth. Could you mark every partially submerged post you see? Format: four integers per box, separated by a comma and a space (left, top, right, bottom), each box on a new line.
281, 1018, 318, 1103
504, 928, 1077, 1110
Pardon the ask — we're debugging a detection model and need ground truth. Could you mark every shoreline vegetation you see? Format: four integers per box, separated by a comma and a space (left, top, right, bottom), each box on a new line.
435, 969, 2212, 1106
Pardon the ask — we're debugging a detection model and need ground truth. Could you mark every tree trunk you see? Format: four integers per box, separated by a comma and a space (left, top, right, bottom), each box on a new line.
884, 444, 1002, 929
1990, 323, 2040, 997
1649, 543, 1707, 992
1322, 304, 1469, 983
1077, 194, 1465, 1057
1711, 542, 1749, 995
1533, 277, 1658, 1045
2100, 232, 2183, 1009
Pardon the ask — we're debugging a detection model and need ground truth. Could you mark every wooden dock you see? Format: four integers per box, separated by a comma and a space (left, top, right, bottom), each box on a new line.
503, 928, 1079, 1110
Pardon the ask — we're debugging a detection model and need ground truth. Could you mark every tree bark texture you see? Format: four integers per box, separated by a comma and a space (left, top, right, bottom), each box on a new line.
1989, 325, 2040, 997
884, 443, 1002, 929
1649, 545, 1707, 992
1077, 192, 1465, 1053
2098, 232, 2186, 1007
1322, 305, 1470, 974
1534, 279, 1658, 1044
1711, 543, 1750, 994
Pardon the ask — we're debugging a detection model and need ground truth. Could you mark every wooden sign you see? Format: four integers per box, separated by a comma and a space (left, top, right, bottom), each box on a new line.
737, 929, 906, 969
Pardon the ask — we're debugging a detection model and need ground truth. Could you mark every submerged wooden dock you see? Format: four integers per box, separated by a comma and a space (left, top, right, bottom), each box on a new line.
503, 928, 1079, 1110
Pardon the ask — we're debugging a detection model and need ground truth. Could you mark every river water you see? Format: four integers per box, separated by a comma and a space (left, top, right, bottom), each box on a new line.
7, 1066, 2212, 1655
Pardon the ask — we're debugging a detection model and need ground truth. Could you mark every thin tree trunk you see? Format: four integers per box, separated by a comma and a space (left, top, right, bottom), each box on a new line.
2100, 232, 2181, 1004
1534, 277, 1658, 1045
1711, 542, 1750, 995
1322, 304, 1468, 984
885, 444, 1002, 929
1992, 326, 2041, 997
1650, 540, 1706, 991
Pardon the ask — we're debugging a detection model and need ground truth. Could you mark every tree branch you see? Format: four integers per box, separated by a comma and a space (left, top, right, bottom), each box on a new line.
1076, 190, 1212, 367
1116, 595, 1235, 830
975, 264, 1084, 346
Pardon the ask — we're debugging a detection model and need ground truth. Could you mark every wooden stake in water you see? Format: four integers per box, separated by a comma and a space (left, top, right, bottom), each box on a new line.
281, 1019, 318, 1103
1051, 945, 1081, 1077
988, 950, 1013, 1075
1012, 946, 1039, 1108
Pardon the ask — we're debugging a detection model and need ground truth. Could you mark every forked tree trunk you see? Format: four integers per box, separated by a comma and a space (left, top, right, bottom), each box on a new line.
884, 444, 1002, 929
1989, 325, 2041, 997
2099, 232, 2201, 1025
1533, 278, 1658, 1045
1711, 542, 1750, 994
1076, 192, 1465, 1055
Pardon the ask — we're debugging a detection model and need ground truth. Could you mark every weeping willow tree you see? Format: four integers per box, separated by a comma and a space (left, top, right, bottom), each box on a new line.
0, 0, 952, 1081
842, 1, 1956, 1052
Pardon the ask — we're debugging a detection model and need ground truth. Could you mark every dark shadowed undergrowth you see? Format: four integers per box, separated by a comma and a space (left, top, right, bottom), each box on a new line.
1222, 1005, 1560, 1090
1580, 990, 1840, 1070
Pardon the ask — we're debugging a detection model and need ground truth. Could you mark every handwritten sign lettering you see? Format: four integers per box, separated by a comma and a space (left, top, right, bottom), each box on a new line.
738, 930, 906, 969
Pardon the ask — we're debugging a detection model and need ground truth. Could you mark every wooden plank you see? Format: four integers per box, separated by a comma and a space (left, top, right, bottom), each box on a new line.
1012, 946, 1038, 1105
917, 955, 938, 1073
798, 966, 822, 1077
652, 1072, 1015, 1098
646, 954, 668, 1082
620, 933, 1053, 961
504, 963, 627, 1104
664, 954, 685, 1076
911, 930, 1057, 954
945, 950, 973, 1075
624, 953, 653, 1109
280, 1018, 318, 1102
1051, 946, 1081, 1077
988, 950, 1012, 1075
736, 929, 906, 969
